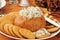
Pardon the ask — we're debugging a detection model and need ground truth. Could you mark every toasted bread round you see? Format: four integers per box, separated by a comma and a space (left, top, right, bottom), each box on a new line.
19, 28, 35, 39
0, 22, 5, 32
0, 12, 18, 31
47, 27, 59, 33
4, 24, 12, 35
45, 25, 55, 29
36, 34, 50, 38
8, 24, 17, 37
0, 21, 12, 32
12, 26, 22, 38
0, 12, 18, 24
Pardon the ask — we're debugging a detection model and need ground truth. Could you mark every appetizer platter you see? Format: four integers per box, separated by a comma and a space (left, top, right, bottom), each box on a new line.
0, 6, 60, 40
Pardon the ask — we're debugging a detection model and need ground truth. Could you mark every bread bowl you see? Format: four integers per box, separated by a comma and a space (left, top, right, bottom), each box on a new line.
14, 6, 46, 32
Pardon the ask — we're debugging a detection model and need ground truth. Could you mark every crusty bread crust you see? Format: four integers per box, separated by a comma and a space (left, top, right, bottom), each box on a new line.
14, 15, 46, 32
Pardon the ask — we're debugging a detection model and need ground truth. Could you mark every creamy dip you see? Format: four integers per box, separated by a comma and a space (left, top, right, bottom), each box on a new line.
36, 28, 50, 36
19, 6, 43, 19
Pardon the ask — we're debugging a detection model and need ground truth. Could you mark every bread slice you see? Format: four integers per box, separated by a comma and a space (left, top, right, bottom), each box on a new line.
19, 28, 35, 39
4, 24, 12, 35
8, 24, 17, 37
47, 27, 59, 33
0, 12, 18, 32
0, 12, 18, 23
12, 26, 22, 38
0, 21, 12, 32
35, 28, 50, 38
0, 22, 5, 32
45, 25, 55, 29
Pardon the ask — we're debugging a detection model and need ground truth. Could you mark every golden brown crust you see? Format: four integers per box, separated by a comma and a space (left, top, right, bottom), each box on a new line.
0, 12, 18, 32
12, 26, 23, 38
45, 25, 55, 29
14, 15, 46, 32
8, 24, 17, 37
4, 24, 12, 35
0, 21, 12, 32
19, 28, 35, 39
47, 27, 59, 33
36, 34, 50, 38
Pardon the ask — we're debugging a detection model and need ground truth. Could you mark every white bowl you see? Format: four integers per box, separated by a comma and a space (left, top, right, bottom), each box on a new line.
0, 0, 6, 9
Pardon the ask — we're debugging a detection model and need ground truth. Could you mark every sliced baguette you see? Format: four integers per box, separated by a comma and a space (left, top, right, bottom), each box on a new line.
19, 28, 35, 39
8, 24, 17, 37
47, 27, 59, 33
12, 26, 22, 38
45, 25, 55, 29
4, 24, 12, 35
0, 21, 12, 32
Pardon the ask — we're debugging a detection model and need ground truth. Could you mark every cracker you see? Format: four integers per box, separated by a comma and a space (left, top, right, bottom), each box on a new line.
8, 24, 17, 37
19, 28, 35, 39
47, 27, 59, 32
0, 21, 12, 32
4, 24, 12, 35
12, 26, 22, 38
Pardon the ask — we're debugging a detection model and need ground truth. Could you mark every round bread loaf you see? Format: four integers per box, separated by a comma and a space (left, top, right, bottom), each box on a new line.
14, 7, 46, 32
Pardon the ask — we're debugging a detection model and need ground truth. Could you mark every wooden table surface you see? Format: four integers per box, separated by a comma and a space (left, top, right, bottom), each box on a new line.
0, 0, 60, 40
